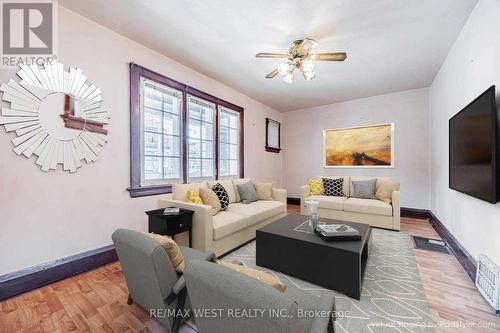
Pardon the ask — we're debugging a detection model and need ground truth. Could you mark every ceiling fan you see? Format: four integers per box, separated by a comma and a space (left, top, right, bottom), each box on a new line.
256, 38, 347, 83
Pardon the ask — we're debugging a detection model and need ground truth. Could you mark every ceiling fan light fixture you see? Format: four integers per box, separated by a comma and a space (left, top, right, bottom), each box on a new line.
301, 58, 315, 72
277, 62, 290, 76
283, 71, 294, 84
304, 71, 316, 81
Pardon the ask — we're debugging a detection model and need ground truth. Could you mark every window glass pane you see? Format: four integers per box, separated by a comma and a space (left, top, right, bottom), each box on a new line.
229, 114, 238, 129
219, 159, 229, 177
201, 122, 213, 141
189, 139, 201, 158
202, 108, 214, 123
202, 159, 213, 177
189, 105, 202, 120
268, 123, 279, 147
189, 119, 201, 138
144, 86, 162, 109
220, 126, 229, 143
220, 112, 229, 127
229, 129, 238, 144
163, 113, 180, 135
144, 156, 162, 180
164, 135, 180, 157
220, 142, 228, 160
202, 141, 213, 159
229, 160, 238, 175
163, 96, 180, 114
163, 157, 181, 179
144, 108, 162, 132
189, 159, 201, 178
229, 144, 238, 159
144, 132, 162, 156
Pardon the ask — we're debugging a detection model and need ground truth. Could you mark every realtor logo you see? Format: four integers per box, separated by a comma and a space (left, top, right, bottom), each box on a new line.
1, 0, 56, 67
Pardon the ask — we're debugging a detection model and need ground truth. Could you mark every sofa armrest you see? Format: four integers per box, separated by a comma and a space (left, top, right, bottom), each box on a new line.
272, 188, 287, 204
300, 185, 310, 215
392, 191, 401, 231
157, 199, 213, 252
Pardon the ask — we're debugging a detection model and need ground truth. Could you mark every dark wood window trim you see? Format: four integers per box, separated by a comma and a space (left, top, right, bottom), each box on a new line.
128, 63, 244, 197
265, 117, 281, 153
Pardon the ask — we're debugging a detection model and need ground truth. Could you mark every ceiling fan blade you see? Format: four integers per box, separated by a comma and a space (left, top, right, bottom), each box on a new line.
300, 38, 319, 50
310, 52, 347, 61
265, 68, 279, 79
256, 53, 289, 58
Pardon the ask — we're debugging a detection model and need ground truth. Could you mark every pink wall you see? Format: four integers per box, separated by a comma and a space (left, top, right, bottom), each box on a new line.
282, 88, 431, 209
0, 7, 283, 275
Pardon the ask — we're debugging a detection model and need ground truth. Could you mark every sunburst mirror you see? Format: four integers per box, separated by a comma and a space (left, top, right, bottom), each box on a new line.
0, 61, 109, 173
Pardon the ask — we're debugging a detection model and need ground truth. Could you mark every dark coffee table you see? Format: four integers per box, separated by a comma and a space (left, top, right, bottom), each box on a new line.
256, 214, 372, 300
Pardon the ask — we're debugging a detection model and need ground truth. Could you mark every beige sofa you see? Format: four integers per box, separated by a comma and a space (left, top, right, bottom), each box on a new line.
158, 179, 287, 256
300, 176, 400, 230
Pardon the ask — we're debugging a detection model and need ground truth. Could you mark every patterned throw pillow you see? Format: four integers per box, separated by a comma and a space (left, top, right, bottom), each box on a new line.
322, 178, 344, 196
143, 233, 185, 273
185, 189, 203, 204
212, 183, 230, 210
308, 178, 324, 195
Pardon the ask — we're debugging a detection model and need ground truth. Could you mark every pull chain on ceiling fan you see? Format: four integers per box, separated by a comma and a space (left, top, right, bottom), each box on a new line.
255, 38, 347, 83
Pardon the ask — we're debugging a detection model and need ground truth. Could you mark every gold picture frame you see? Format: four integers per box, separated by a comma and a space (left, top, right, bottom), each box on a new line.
323, 123, 394, 168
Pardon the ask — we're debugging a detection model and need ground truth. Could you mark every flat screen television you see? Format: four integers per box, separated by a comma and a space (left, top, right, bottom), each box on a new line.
449, 85, 499, 203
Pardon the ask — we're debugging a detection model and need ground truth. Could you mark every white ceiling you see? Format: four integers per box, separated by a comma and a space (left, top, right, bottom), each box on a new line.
59, 0, 477, 112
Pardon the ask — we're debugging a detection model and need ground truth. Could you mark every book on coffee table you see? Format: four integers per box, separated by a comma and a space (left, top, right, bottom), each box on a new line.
315, 224, 362, 241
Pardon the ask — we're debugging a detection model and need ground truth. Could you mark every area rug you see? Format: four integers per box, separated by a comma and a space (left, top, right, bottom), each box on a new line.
221, 228, 435, 333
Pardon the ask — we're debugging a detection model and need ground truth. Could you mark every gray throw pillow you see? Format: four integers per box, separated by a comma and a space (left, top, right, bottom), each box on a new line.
236, 182, 258, 204
351, 179, 377, 199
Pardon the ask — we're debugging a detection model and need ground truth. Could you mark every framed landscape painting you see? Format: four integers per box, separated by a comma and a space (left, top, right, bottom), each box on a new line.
323, 123, 394, 168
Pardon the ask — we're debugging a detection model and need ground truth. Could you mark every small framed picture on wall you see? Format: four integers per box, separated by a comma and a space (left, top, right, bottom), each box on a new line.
265, 118, 281, 153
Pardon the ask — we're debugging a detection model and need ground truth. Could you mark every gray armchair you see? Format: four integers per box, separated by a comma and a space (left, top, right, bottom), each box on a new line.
112, 229, 216, 332
184, 260, 335, 333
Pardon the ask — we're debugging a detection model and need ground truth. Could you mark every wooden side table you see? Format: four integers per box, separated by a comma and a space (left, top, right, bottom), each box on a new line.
145, 208, 194, 247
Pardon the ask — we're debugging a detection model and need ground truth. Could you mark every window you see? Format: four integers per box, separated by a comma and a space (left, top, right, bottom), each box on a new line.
129, 64, 244, 197
219, 107, 241, 177
141, 79, 182, 185
188, 96, 215, 181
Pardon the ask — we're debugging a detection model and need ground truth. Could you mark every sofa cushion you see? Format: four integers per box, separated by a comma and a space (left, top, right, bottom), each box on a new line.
218, 261, 286, 293
308, 178, 324, 195
226, 201, 285, 225
232, 178, 251, 202
349, 177, 389, 196
254, 182, 273, 200
143, 233, 185, 273
209, 180, 237, 203
351, 179, 377, 199
199, 187, 221, 215
236, 182, 258, 204
185, 189, 203, 204
212, 183, 230, 210
172, 181, 207, 201
212, 211, 247, 240
307, 195, 347, 210
321, 176, 350, 196
376, 180, 400, 203
343, 198, 393, 216
322, 177, 344, 196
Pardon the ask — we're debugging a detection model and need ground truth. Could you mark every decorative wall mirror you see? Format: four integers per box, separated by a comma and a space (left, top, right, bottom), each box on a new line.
265, 117, 281, 153
0, 61, 109, 173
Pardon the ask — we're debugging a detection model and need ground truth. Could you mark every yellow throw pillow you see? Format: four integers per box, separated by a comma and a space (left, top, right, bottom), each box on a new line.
199, 187, 221, 215
218, 261, 286, 293
375, 180, 400, 203
144, 233, 185, 273
308, 178, 324, 195
185, 189, 203, 204
254, 182, 273, 200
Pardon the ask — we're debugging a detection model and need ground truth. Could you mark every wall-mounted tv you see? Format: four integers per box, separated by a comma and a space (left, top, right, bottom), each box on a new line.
449, 85, 499, 204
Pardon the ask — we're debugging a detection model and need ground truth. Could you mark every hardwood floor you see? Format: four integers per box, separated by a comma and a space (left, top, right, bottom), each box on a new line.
1, 206, 498, 332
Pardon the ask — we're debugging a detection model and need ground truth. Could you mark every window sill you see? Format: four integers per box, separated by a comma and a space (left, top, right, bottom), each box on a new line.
127, 185, 172, 198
